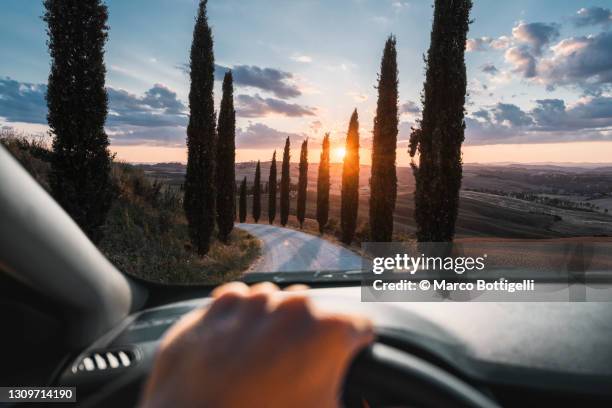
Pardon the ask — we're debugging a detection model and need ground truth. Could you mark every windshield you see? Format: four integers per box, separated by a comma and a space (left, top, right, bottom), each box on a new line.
1, 1, 612, 295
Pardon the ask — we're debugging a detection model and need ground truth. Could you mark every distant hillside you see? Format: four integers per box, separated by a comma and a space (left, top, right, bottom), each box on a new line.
135, 160, 612, 239
137, 161, 612, 196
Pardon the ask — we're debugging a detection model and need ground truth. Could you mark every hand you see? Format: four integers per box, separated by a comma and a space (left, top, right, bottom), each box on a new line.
140, 281, 374, 408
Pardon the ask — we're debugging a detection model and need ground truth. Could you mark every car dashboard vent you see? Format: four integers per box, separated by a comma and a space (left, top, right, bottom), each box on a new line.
72, 349, 136, 373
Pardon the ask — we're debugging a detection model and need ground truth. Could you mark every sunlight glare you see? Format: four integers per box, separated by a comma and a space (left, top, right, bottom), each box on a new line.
334, 147, 346, 161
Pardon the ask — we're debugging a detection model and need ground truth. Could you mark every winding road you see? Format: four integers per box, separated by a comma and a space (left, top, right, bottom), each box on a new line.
237, 223, 364, 273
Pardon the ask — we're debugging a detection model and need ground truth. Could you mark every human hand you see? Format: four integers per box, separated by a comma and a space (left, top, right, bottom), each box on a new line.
140, 281, 374, 408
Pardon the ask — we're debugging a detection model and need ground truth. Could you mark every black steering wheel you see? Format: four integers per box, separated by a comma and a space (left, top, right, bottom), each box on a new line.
78, 339, 500, 408
344, 342, 500, 408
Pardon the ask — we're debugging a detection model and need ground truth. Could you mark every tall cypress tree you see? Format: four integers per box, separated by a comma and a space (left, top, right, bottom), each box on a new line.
316, 133, 331, 234
341, 110, 360, 244
216, 71, 235, 243
296, 139, 308, 228
44, 0, 113, 243
239, 177, 247, 223
184, 0, 216, 255
253, 160, 261, 223
280, 137, 291, 226
235, 181, 239, 220
268, 151, 277, 224
370, 35, 399, 242
409, 0, 472, 242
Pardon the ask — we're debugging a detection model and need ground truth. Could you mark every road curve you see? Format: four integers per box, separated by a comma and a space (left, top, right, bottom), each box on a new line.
237, 223, 363, 273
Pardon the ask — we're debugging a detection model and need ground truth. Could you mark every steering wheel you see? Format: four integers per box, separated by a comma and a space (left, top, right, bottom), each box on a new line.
344, 342, 500, 408
78, 339, 500, 408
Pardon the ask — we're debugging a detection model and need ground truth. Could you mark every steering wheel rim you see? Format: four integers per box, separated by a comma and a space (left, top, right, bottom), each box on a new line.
78, 341, 501, 408
344, 342, 501, 408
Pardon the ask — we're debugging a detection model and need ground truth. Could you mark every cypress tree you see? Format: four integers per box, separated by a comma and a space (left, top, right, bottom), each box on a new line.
341, 110, 360, 244
184, 0, 216, 255
239, 177, 247, 223
216, 71, 235, 243
253, 160, 261, 223
235, 181, 239, 220
44, 0, 113, 243
296, 139, 308, 228
268, 151, 277, 224
280, 137, 291, 226
409, 0, 472, 242
316, 133, 331, 234
370, 36, 399, 242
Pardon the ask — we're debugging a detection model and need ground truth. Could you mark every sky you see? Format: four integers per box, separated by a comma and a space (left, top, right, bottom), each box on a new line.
1, 0, 612, 165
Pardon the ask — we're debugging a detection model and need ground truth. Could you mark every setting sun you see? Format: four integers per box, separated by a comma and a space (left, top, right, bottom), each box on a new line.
333, 147, 346, 162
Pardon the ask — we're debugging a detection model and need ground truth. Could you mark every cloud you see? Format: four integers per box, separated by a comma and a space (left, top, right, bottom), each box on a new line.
472, 109, 490, 120
466, 36, 511, 52
214, 64, 301, 99
466, 37, 492, 52
107, 125, 186, 146
397, 101, 422, 141
0, 77, 47, 124
476, 20, 611, 93
392, 0, 410, 11
466, 97, 612, 144
107, 84, 187, 127
504, 46, 537, 78
528, 99, 568, 130
290, 54, 312, 63
471, 23, 559, 79
236, 94, 316, 118
481, 63, 499, 75
531, 97, 612, 131
492, 103, 534, 127
572, 7, 612, 28
400, 100, 421, 114
0, 77, 187, 128
491, 36, 512, 50
310, 120, 322, 134
0, 78, 190, 146
78, 83, 188, 146
511, 21, 560, 55
536, 31, 612, 93
236, 123, 306, 149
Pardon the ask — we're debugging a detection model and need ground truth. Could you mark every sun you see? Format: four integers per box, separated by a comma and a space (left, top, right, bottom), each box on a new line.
334, 147, 346, 162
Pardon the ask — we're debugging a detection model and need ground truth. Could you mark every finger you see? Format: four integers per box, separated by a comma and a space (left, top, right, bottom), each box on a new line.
249, 281, 280, 295
284, 284, 309, 292
273, 293, 312, 315
346, 315, 375, 349
320, 314, 375, 351
211, 281, 250, 298
230, 282, 279, 319
207, 282, 251, 316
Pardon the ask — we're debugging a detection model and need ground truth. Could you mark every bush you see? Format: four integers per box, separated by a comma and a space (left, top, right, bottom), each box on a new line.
1, 130, 52, 191
1, 133, 261, 285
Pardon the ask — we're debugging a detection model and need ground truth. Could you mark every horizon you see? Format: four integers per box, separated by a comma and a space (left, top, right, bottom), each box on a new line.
1, 0, 612, 164
132, 157, 612, 168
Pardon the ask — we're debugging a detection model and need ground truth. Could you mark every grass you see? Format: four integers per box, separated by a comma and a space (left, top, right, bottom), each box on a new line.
1, 131, 261, 285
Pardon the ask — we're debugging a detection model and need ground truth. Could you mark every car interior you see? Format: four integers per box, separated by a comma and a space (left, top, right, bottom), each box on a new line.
2, 131, 612, 407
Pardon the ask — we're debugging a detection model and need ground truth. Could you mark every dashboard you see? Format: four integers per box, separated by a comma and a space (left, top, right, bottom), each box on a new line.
57, 286, 612, 407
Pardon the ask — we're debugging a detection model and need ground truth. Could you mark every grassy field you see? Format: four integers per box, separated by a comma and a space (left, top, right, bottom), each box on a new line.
240, 187, 612, 241
226, 161, 612, 239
